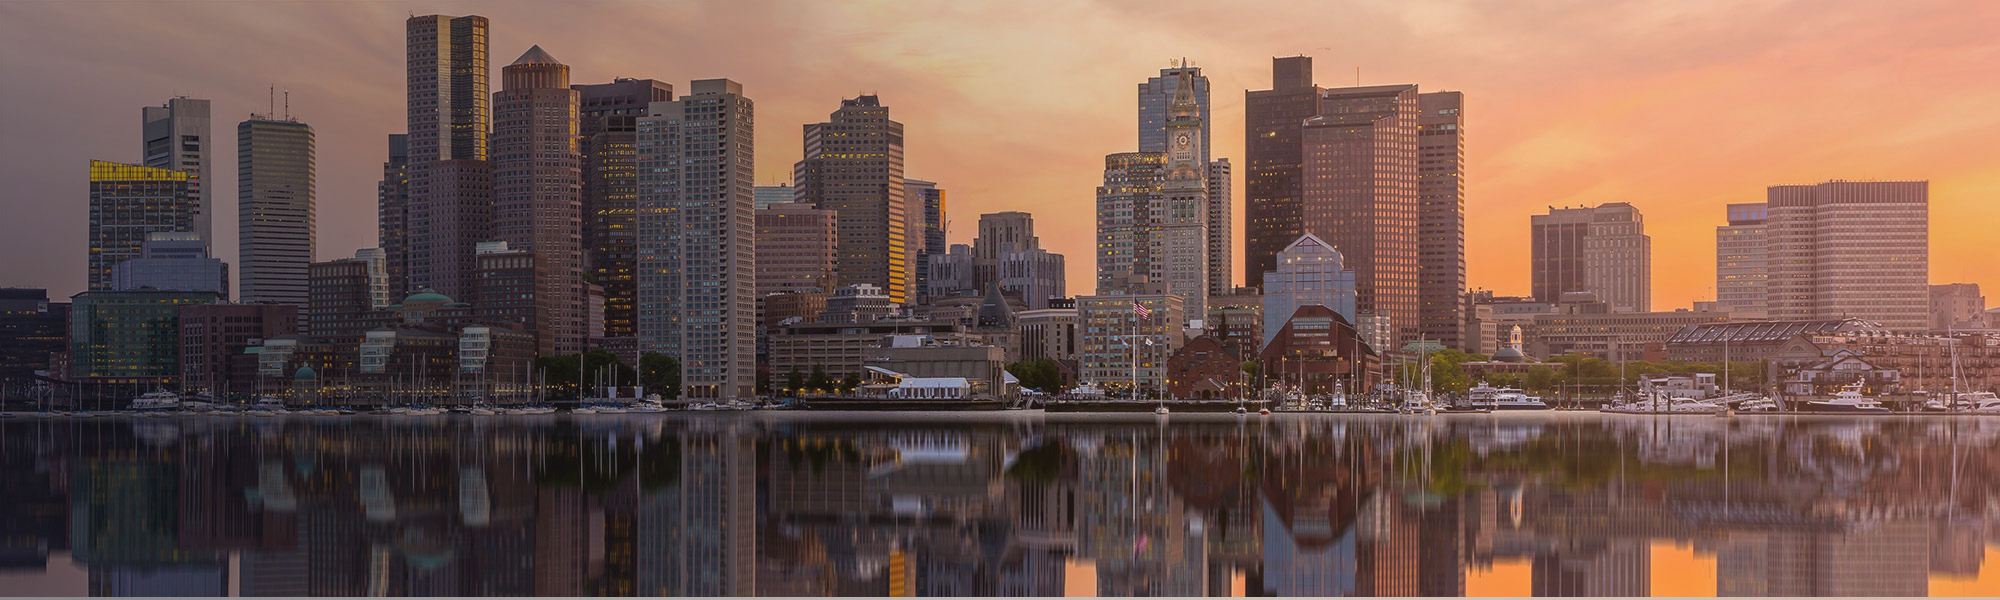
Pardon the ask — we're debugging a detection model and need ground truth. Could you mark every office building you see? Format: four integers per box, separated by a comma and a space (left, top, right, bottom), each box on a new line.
0, 289, 67, 395
1205, 289, 1262, 358
68, 289, 219, 384
930, 211, 1066, 310
1017, 306, 1079, 362
178, 303, 297, 397
1533, 295, 1729, 361
1932, 283, 1985, 331
1417, 91, 1467, 350
1531, 202, 1651, 312
1139, 63, 1211, 164
492, 45, 584, 355
1303, 83, 1419, 344
753, 184, 793, 210
1767, 180, 1929, 331
756, 202, 839, 296
353, 248, 391, 309
637, 79, 758, 400
108, 232, 228, 298
769, 320, 973, 383
1076, 294, 1186, 394
793, 95, 913, 303
142, 97, 212, 242
1096, 67, 1209, 311
1206, 159, 1232, 297
87, 160, 195, 290
1261, 233, 1357, 347
1715, 202, 1768, 315
907, 179, 947, 300
472, 242, 547, 335
237, 116, 316, 305
307, 254, 395, 343
576, 78, 672, 350
1244, 56, 1321, 281
1094, 151, 1164, 294
376, 134, 410, 298
405, 14, 493, 299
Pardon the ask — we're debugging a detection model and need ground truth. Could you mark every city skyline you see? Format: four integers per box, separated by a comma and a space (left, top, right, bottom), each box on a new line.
3, 2, 1997, 308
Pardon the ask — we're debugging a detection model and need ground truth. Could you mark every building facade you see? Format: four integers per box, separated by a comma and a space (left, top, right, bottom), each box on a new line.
755, 202, 839, 296
794, 95, 913, 303
236, 117, 316, 305
907, 179, 947, 302
1077, 294, 1187, 394
377, 134, 410, 298
1258, 304, 1382, 395
1261, 233, 1356, 347
1017, 307, 1080, 362
404, 14, 493, 300
1417, 91, 1467, 350
637, 79, 758, 400
576, 78, 673, 352
87, 160, 195, 291
142, 97, 212, 242
0, 289, 67, 395
492, 45, 584, 355
178, 303, 298, 397
1166, 335, 1241, 400
68, 290, 219, 384
928, 211, 1066, 310
1244, 56, 1321, 280
1767, 180, 1929, 331
307, 256, 392, 343
108, 232, 228, 299
1303, 84, 1419, 346
770, 321, 973, 383
1531, 203, 1651, 313
1206, 159, 1233, 297
1533, 305, 1731, 362
1932, 283, 1985, 331
1715, 202, 1768, 315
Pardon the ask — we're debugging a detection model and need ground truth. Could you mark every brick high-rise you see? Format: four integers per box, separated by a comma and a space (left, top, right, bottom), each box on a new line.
1417, 92, 1467, 350
492, 45, 583, 355
1303, 84, 1419, 346
793, 95, 912, 303
404, 14, 492, 300
1767, 180, 1928, 331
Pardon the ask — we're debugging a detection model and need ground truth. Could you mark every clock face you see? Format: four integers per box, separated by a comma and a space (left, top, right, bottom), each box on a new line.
1175, 133, 1191, 148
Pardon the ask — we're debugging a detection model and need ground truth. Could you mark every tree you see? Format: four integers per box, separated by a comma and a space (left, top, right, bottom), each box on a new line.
840, 373, 861, 393
1006, 358, 1067, 393
806, 366, 832, 394
1524, 366, 1556, 392
639, 352, 679, 398
785, 369, 804, 394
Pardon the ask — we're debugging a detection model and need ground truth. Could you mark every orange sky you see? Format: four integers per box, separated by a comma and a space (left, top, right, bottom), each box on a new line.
4, 1, 1998, 306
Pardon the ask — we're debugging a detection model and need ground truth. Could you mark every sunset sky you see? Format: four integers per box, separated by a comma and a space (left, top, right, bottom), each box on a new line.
4, 0, 1998, 307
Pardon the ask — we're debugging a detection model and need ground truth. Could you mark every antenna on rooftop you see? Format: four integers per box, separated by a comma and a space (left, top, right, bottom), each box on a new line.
284, 88, 290, 121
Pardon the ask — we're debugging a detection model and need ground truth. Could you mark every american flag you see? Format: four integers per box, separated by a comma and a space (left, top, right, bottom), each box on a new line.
1131, 301, 1151, 319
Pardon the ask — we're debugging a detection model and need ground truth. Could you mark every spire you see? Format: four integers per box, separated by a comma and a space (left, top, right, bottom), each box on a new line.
1169, 58, 1200, 118
510, 44, 560, 66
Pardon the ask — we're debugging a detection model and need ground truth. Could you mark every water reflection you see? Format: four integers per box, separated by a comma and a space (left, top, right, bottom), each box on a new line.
4, 413, 2000, 596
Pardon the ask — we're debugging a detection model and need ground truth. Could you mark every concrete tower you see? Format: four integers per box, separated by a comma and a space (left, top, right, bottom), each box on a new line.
793, 95, 912, 303
142, 97, 212, 243
237, 115, 316, 305
493, 45, 584, 355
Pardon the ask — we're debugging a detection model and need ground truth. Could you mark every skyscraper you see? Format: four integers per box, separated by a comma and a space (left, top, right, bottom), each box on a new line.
404, 14, 492, 299
576, 78, 672, 353
1715, 202, 1768, 315
492, 45, 583, 355
1767, 180, 1928, 330
793, 95, 912, 303
1531, 203, 1650, 313
1096, 152, 1164, 294
929, 211, 1066, 309
1417, 92, 1467, 350
637, 79, 757, 400
1244, 56, 1320, 281
1096, 66, 1209, 312
1261, 233, 1357, 347
237, 116, 316, 306
906, 179, 947, 301
377, 134, 409, 298
1139, 64, 1210, 165
87, 160, 194, 291
755, 202, 838, 297
1303, 84, 1419, 345
753, 184, 793, 210
142, 97, 212, 243
1156, 68, 1211, 312
1205, 159, 1232, 298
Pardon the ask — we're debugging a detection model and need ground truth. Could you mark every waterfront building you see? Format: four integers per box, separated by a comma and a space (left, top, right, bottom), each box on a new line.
87, 160, 194, 291
794, 95, 913, 303
1931, 283, 1985, 331
1258, 304, 1382, 395
142, 97, 212, 242
576, 78, 672, 352
68, 289, 219, 385
405, 14, 493, 299
1017, 306, 1080, 362
769, 321, 974, 383
377, 134, 410, 298
1761, 181, 1931, 330
236, 116, 316, 305
1532, 295, 1730, 361
637, 79, 758, 400
1715, 202, 1768, 314
178, 303, 297, 397
1166, 335, 1242, 399
1303, 84, 1420, 345
1204, 290, 1263, 360
1261, 233, 1357, 348
0, 289, 67, 395
1076, 294, 1186, 394
307, 254, 396, 343
1531, 203, 1651, 312
108, 232, 228, 299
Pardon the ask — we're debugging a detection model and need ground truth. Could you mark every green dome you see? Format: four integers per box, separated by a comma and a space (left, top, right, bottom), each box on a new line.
294, 365, 317, 380
403, 290, 453, 303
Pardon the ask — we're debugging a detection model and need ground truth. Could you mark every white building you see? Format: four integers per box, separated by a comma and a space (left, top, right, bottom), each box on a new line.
1261, 233, 1356, 347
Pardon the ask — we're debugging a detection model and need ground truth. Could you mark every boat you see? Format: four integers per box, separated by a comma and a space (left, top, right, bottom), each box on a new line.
1234, 406, 1248, 416
128, 390, 183, 412
1492, 387, 1550, 411
1802, 382, 1890, 414
248, 396, 289, 413
1467, 382, 1499, 410
1154, 406, 1170, 415
1600, 393, 1727, 415
571, 406, 600, 415
1737, 398, 1781, 412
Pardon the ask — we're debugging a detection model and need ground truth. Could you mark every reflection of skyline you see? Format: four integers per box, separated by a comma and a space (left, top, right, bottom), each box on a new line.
5, 416, 2000, 596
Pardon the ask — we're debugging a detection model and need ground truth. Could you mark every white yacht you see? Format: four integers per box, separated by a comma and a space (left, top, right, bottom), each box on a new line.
248, 396, 288, 413
128, 391, 183, 412
1803, 383, 1890, 414
1493, 387, 1550, 411
1467, 383, 1500, 410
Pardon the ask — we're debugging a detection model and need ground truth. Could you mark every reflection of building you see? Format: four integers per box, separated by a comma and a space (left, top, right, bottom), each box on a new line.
1530, 539, 1649, 597
638, 431, 757, 596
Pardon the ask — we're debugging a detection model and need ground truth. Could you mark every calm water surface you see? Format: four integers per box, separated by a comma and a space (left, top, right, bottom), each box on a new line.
4, 411, 2000, 597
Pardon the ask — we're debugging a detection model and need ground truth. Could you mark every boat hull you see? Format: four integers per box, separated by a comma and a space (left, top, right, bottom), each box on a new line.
1803, 402, 1890, 414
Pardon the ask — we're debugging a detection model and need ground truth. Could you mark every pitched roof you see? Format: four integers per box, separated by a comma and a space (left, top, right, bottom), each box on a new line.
510, 45, 561, 66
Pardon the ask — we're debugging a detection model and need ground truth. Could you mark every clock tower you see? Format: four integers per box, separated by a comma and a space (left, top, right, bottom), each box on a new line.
1157, 60, 1210, 312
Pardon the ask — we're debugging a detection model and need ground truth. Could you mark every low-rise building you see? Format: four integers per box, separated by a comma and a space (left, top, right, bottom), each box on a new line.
770, 320, 976, 382
1076, 294, 1186, 395
68, 289, 219, 386
1258, 304, 1381, 395
178, 303, 297, 398
1534, 295, 1732, 361
0, 289, 67, 396
864, 337, 1011, 399
1166, 335, 1242, 399
1017, 306, 1079, 362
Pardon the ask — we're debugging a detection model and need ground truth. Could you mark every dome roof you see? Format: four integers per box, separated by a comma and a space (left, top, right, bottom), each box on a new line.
293, 365, 317, 379
1493, 347, 1526, 363
403, 289, 453, 304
